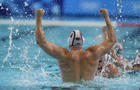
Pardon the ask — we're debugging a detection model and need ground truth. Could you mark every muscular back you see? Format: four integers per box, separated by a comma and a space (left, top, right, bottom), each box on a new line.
35, 8, 117, 82
58, 48, 99, 82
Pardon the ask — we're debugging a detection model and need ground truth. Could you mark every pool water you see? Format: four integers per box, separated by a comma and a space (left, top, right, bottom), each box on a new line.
0, 23, 140, 89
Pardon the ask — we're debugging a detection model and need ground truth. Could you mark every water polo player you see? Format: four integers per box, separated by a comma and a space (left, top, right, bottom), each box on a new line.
35, 8, 117, 82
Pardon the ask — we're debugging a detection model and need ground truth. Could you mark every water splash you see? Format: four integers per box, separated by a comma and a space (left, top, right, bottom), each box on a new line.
3, 27, 13, 63
116, 0, 123, 22
24, 2, 28, 7
136, 50, 139, 53
6, 8, 8, 11
20, 46, 32, 70
34, 49, 40, 60
10, 16, 14, 22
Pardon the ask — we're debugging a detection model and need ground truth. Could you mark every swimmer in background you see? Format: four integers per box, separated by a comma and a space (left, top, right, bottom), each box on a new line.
102, 26, 140, 71
35, 8, 117, 82
110, 46, 140, 71
96, 26, 119, 78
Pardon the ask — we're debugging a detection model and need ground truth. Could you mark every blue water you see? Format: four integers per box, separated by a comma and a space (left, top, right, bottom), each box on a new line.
0, 23, 140, 89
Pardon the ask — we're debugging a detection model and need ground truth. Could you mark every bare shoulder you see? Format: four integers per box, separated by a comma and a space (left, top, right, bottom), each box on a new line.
58, 46, 69, 57
85, 45, 98, 52
41, 42, 69, 60
85, 41, 107, 52
62, 47, 69, 55
85, 45, 99, 59
85, 45, 100, 55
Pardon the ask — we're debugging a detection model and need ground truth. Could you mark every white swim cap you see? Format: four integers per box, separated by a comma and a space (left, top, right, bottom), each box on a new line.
113, 42, 123, 54
134, 52, 140, 64
68, 30, 84, 47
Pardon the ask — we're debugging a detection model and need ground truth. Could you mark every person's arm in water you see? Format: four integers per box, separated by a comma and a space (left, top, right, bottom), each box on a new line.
110, 49, 132, 70
102, 64, 119, 78
86, 8, 117, 58
111, 50, 140, 71
35, 9, 68, 60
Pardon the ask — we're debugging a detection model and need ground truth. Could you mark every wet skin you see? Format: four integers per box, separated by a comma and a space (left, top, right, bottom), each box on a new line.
35, 8, 117, 82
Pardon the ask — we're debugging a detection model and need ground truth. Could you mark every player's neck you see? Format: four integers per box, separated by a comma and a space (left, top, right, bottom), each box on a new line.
70, 46, 82, 51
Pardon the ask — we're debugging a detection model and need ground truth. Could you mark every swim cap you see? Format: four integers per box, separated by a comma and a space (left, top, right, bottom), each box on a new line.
133, 52, 140, 64
113, 42, 123, 55
68, 30, 84, 47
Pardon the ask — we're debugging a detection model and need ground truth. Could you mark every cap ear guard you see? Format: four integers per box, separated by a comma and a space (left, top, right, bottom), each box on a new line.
68, 30, 84, 48
68, 31, 75, 47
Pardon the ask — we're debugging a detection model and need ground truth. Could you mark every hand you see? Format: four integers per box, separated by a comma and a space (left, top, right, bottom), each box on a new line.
35, 9, 45, 17
99, 8, 109, 18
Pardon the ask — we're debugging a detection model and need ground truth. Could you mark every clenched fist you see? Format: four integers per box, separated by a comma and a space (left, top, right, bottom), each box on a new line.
99, 8, 109, 18
35, 9, 45, 17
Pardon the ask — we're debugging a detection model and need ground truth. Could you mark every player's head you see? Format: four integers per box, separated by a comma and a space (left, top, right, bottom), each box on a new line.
113, 42, 123, 55
68, 30, 84, 48
133, 52, 140, 65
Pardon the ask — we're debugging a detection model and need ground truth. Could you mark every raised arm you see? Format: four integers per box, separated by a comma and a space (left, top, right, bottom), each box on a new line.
100, 8, 117, 43
86, 9, 117, 58
35, 9, 68, 60
102, 26, 108, 40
